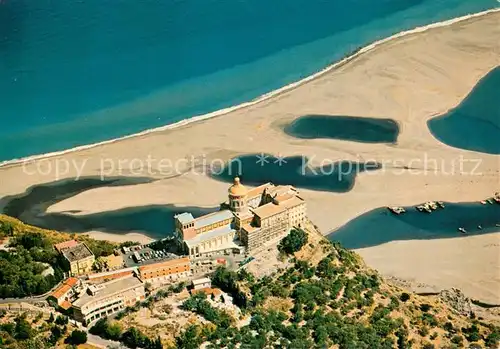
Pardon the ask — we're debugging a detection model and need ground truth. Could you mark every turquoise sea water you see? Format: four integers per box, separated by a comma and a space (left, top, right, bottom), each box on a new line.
0, 0, 497, 162
427, 66, 500, 154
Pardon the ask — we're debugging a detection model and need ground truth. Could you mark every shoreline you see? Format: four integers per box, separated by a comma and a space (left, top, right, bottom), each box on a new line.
1, 11, 498, 304
85, 197, 500, 244
1, 7, 499, 169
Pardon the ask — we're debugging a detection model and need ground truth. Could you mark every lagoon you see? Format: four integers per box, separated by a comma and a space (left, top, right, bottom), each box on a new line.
427, 66, 500, 154
284, 115, 399, 143
0, 177, 216, 239
210, 154, 381, 192
328, 201, 500, 249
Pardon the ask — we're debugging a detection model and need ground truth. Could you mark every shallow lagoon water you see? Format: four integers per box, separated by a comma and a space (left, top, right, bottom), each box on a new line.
210, 154, 381, 192
329, 201, 500, 249
2, 177, 498, 246
284, 115, 399, 143
0, 177, 216, 238
427, 66, 500, 154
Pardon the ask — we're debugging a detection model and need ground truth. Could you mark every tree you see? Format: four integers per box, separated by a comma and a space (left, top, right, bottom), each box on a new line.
122, 327, 148, 348
106, 322, 123, 341
420, 303, 432, 312
14, 318, 33, 340
18, 338, 46, 349
0, 222, 14, 237
55, 315, 69, 325
48, 313, 55, 323
66, 330, 87, 345
48, 326, 63, 345
485, 328, 500, 348
90, 318, 123, 341
176, 325, 204, 349
450, 334, 463, 346
278, 228, 308, 255
400, 292, 410, 302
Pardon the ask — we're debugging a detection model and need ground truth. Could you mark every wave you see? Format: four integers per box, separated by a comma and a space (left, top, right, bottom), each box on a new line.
1, 7, 499, 170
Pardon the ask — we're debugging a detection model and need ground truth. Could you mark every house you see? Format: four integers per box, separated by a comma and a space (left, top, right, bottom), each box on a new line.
47, 277, 81, 310
137, 257, 191, 286
72, 276, 145, 325
191, 277, 211, 290
55, 240, 95, 276
101, 254, 124, 270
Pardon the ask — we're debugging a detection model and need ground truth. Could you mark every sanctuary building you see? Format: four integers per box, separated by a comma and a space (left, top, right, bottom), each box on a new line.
174, 178, 307, 258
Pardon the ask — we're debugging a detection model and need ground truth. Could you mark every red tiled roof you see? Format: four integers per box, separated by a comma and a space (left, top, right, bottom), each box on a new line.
87, 270, 133, 282
191, 287, 222, 297
54, 240, 79, 252
51, 284, 72, 300
50, 277, 79, 300
60, 300, 72, 310
138, 257, 190, 272
65, 277, 79, 287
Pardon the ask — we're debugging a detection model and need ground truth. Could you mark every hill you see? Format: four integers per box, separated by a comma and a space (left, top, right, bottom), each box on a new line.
0, 215, 498, 348
172, 223, 500, 348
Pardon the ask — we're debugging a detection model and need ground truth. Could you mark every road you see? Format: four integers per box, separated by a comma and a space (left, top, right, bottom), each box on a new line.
0, 294, 48, 305
86, 333, 128, 349
0, 278, 68, 304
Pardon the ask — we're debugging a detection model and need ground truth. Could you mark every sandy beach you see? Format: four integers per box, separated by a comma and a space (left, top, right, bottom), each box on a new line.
0, 11, 499, 301
359, 232, 500, 305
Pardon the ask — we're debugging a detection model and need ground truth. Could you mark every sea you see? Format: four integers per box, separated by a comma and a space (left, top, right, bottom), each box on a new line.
0, 0, 498, 162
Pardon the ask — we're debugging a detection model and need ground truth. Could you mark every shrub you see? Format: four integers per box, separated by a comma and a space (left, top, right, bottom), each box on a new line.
450, 334, 463, 346
55, 315, 68, 326
485, 328, 500, 348
400, 293, 410, 302
420, 304, 432, 312
418, 326, 429, 337
65, 330, 87, 345
278, 228, 308, 255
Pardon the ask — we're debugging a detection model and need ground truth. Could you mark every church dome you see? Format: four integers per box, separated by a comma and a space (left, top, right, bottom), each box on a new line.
228, 177, 248, 196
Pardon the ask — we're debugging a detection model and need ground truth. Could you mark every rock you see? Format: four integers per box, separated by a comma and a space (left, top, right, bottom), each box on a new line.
439, 288, 472, 316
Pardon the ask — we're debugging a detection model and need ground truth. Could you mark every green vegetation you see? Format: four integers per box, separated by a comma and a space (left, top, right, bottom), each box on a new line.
0, 215, 136, 298
0, 230, 66, 298
90, 318, 162, 348
212, 266, 248, 308
65, 329, 87, 345
278, 227, 308, 255
2, 215, 499, 349
182, 293, 233, 328
171, 234, 500, 349
0, 311, 75, 348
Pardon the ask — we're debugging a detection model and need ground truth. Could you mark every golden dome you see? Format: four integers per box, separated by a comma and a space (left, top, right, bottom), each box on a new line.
228, 177, 248, 196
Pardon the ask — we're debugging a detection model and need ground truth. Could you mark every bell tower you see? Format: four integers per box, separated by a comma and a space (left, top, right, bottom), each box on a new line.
228, 177, 248, 213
